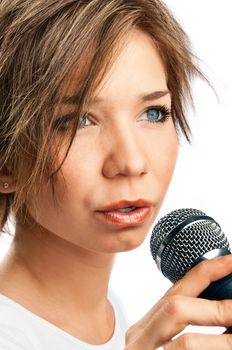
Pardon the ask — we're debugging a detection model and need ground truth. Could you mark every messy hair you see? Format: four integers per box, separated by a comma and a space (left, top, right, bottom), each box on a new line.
0, 0, 204, 233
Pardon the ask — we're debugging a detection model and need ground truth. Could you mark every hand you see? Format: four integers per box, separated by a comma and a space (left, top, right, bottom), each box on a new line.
125, 254, 232, 349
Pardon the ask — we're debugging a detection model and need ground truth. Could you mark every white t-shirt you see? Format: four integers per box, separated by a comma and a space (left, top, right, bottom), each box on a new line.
0, 290, 128, 349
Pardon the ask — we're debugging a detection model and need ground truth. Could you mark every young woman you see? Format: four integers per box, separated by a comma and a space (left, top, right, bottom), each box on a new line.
1, 1, 232, 349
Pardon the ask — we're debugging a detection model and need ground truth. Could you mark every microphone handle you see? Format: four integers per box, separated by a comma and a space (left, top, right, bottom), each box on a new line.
199, 273, 232, 334
199, 273, 232, 300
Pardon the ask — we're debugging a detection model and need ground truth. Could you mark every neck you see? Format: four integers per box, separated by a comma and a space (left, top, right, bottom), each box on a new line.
1, 221, 116, 315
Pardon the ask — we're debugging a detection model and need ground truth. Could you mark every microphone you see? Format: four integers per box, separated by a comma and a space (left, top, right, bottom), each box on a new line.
150, 208, 232, 300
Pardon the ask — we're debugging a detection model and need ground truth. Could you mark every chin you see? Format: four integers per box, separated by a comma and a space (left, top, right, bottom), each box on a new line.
119, 239, 146, 252
106, 230, 148, 253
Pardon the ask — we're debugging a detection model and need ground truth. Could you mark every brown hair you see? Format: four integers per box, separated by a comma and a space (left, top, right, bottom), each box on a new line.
0, 0, 204, 234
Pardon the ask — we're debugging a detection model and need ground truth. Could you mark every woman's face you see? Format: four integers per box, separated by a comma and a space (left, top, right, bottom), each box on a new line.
27, 30, 178, 253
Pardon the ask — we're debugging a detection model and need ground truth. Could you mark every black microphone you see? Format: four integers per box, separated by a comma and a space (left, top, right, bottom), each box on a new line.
150, 208, 232, 300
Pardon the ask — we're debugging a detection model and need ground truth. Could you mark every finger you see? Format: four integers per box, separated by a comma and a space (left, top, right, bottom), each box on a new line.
141, 296, 232, 348
163, 333, 232, 350
127, 256, 232, 348
166, 254, 232, 298
126, 256, 232, 349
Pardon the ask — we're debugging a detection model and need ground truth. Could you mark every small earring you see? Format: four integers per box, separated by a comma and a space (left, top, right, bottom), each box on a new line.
3, 182, 9, 189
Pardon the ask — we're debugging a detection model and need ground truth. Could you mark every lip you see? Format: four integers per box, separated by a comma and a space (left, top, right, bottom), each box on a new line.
97, 199, 153, 212
95, 199, 154, 227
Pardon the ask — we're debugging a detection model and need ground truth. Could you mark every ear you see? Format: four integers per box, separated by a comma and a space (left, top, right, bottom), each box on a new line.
0, 167, 16, 194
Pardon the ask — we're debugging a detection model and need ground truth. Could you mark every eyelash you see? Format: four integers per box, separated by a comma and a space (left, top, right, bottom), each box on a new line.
54, 105, 171, 132
52, 112, 79, 132
142, 105, 171, 124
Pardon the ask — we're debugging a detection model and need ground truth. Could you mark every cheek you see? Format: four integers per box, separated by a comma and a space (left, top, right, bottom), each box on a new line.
26, 140, 101, 224
55, 140, 102, 212
164, 133, 178, 174
59, 140, 100, 188
26, 183, 58, 228
152, 125, 178, 186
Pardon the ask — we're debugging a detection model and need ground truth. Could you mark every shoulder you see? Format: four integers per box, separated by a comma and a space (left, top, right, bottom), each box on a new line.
0, 329, 31, 350
0, 294, 33, 349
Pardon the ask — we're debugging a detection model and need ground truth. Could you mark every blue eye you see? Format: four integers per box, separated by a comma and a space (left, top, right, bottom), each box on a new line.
143, 105, 171, 123
53, 112, 92, 132
147, 109, 161, 121
78, 115, 91, 128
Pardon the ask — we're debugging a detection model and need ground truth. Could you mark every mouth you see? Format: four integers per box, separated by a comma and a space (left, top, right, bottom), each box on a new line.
95, 199, 154, 227
97, 199, 153, 212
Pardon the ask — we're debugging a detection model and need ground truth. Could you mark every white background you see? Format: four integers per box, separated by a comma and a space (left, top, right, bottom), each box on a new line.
1, 0, 232, 333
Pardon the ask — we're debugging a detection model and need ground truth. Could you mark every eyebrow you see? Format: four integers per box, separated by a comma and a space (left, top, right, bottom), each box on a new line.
62, 89, 170, 105
137, 89, 170, 103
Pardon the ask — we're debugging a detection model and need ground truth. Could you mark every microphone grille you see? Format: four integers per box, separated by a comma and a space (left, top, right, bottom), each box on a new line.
150, 208, 230, 283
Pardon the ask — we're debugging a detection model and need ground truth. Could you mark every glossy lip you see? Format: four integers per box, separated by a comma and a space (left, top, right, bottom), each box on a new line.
96, 199, 153, 212
95, 199, 154, 228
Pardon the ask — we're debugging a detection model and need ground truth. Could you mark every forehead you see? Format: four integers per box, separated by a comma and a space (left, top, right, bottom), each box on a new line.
95, 30, 167, 102
61, 29, 168, 107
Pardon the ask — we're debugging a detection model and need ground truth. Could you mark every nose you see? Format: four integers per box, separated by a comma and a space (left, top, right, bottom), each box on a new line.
102, 124, 149, 178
